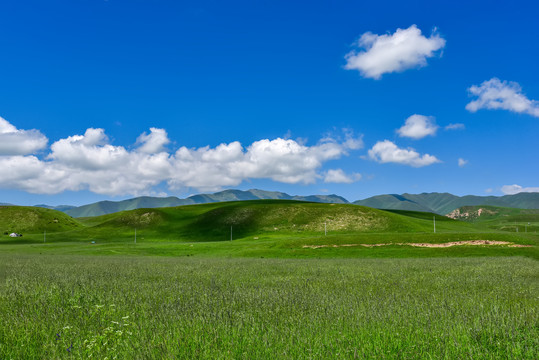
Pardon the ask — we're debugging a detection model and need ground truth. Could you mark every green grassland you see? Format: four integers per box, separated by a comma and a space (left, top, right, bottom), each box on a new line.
0, 201, 538, 358
0, 255, 536, 359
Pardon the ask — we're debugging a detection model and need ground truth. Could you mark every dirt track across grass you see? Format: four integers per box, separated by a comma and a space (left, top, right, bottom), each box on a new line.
303, 240, 533, 249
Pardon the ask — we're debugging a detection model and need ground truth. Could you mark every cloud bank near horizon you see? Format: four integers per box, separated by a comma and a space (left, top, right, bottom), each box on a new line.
0, 116, 48, 156
0, 118, 364, 196
501, 184, 539, 195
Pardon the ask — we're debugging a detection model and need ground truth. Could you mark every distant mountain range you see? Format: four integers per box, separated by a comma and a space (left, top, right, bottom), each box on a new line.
16, 189, 539, 217
55, 189, 348, 217
34, 204, 77, 212
353, 192, 539, 215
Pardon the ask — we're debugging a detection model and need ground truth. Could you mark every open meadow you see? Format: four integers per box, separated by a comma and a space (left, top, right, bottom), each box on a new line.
1, 201, 538, 359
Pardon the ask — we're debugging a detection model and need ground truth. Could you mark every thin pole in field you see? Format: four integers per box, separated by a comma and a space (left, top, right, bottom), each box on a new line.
230, 226, 233, 241
433, 216, 436, 233
324, 222, 327, 236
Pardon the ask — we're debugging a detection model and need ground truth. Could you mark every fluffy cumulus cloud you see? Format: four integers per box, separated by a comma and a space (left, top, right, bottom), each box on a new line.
323, 169, 361, 184
344, 24, 445, 79
501, 184, 539, 195
397, 114, 438, 139
169, 137, 359, 191
458, 158, 468, 167
368, 140, 440, 167
136, 127, 170, 154
466, 78, 539, 117
0, 116, 48, 155
0, 119, 363, 195
49, 128, 128, 170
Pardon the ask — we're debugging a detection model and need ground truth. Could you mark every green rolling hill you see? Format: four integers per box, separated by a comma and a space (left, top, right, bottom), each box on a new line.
54, 200, 472, 242
2, 201, 537, 257
0, 206, 83, 236
4, 199, 537, 240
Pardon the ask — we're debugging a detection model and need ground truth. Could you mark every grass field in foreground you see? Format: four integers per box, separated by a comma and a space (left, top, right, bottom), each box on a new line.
0, 255, 537, 359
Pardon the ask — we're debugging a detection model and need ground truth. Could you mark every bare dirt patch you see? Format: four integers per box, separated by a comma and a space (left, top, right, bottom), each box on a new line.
302, 240, 533, 249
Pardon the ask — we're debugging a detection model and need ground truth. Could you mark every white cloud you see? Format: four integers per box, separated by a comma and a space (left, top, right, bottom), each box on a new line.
0, 127, 362, 195
323, 169, 361, 184
368, 140, 440, 167
397, 114, 438, 139
501, 184, 539, 195
466, 78, 539, 117
136, 127, 170, 154
0, 116, 48, 155
49, 128, 129, 170
344, 24, 445, 79
458, 158, 468, 167
445, 123, 465, 130
342, 129, 364, 150
169, 136, 356, 191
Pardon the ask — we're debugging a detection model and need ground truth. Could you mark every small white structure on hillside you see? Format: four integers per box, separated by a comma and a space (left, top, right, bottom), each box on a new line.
9, 233, 22, 237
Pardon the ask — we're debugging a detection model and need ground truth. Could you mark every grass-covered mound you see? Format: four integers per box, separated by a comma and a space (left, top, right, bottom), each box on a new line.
67, 200, 478, 242
0, 206, 82, 236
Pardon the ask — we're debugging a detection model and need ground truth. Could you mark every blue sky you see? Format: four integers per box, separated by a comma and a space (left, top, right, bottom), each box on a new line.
0, 0, 538, 206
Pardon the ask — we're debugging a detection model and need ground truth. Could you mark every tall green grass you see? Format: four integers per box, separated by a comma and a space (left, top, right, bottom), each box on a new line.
0, 254, 537, 359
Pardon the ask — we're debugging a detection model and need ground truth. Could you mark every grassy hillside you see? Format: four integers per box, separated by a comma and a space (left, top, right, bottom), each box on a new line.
0, 206, 82, 235
1, 200, 520, 242
448, 205, 539, 232
2, 200, 537, 260
68, 200, 481, 242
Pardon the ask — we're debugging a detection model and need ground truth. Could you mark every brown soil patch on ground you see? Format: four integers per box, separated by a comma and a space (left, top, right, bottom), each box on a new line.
303, 240, 533, 249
